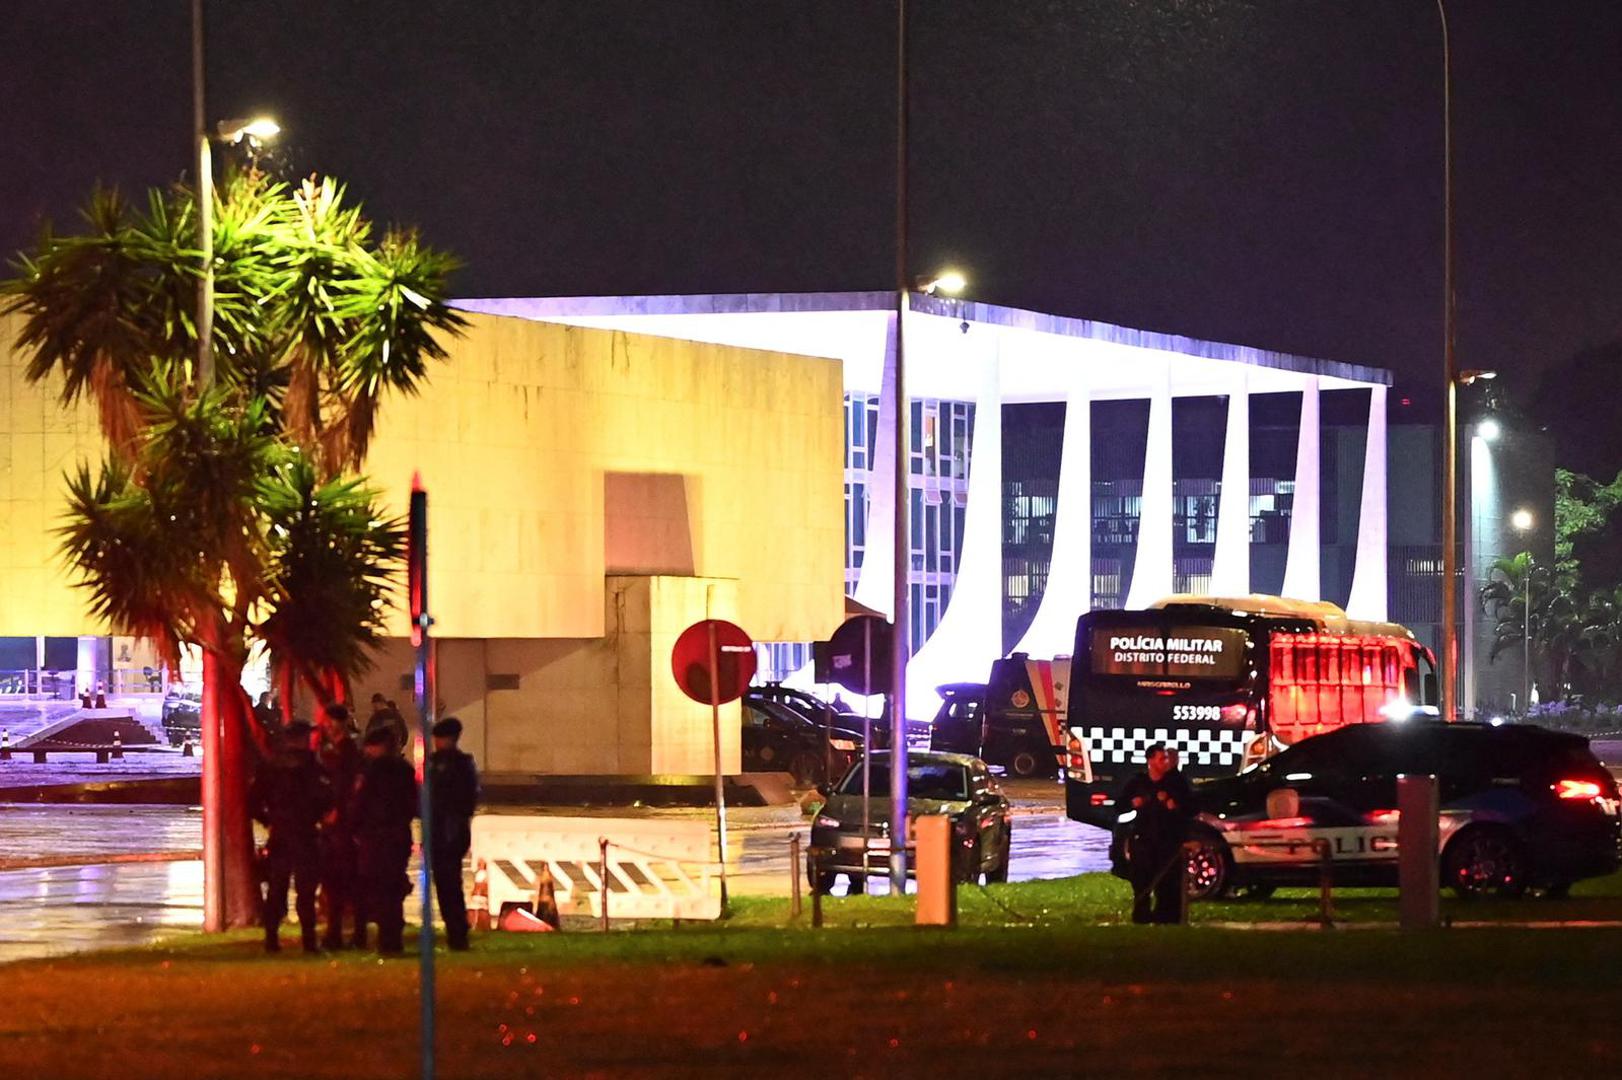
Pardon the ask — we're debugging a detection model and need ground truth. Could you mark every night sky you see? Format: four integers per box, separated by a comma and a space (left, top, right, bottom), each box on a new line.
5, 1, 1620, 411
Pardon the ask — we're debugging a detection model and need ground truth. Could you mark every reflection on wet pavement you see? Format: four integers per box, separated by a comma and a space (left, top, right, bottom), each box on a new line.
0, 860, 202, 964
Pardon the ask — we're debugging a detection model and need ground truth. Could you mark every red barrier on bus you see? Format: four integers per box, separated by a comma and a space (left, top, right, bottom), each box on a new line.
1268, 633, 1416, 745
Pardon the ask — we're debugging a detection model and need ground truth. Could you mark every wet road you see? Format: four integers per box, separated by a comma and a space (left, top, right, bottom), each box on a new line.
3, 743, 1618, 962
0, 782, 1104, 959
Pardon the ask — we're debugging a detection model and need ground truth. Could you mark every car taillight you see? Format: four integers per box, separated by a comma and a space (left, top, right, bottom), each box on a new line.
1554, 779, 1604, 801
1067, 736, 1086, 772
1089, 792, 1111, 807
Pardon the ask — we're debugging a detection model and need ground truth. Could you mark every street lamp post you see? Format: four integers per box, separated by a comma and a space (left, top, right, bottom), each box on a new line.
890, 0, 911, 892
192, 0, 279, 932
1512, 509, 1534, 713
1437, 0, 1460, 724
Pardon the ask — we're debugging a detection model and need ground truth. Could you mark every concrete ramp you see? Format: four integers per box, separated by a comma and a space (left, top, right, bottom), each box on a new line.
17, 710, 159, 751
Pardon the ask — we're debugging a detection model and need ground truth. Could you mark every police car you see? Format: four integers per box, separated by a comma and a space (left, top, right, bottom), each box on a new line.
1177, 721, 1621, 899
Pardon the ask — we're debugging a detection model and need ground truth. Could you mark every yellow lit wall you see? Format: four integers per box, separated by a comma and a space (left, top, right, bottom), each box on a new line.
0, 310, 846, 647
0, 311, 109, 636
362, 312, 847, 645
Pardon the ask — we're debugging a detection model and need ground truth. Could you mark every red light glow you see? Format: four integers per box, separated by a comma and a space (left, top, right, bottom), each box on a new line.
1554, 779, 1603, 801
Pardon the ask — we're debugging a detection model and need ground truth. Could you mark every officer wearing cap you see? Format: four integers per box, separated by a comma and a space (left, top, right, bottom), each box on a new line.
427, 716, 479, 950
351, 725, 418, 954
250, 720, 333, 953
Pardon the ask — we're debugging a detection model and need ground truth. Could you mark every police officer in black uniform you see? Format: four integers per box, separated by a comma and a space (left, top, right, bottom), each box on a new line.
427, 716, 479, 950
351, 726, 418, 954
1119, 742, 1195, 925
250, 720, 333, 953
314, 702, 363, 950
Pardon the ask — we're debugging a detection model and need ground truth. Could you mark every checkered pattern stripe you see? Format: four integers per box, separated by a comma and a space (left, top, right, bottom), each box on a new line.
1081, 726, 1250, 767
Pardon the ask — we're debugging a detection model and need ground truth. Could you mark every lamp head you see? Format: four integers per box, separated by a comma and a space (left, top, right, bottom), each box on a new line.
1457, 368, 1498, 386
1511, 508, 1534, 532
1477, 417, 1502, 442
216, 116, 281, 146
917, 270, 967, 296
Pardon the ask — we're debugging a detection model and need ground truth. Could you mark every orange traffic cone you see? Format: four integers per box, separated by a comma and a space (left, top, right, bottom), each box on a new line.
468, 858, 491, 931
533, 862, 561, 930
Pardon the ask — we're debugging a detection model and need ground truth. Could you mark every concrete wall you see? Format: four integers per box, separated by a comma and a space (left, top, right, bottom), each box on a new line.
0, 310, 846, 648
361, 312, 847, 645
356, 575, 744, 775
0, 311, 108, 635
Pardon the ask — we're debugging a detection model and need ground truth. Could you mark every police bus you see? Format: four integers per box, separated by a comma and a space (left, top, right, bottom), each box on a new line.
1064, 595, 1440, 827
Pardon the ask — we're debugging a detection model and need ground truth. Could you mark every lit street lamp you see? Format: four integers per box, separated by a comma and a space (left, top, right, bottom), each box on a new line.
1512, 509, 1534, 714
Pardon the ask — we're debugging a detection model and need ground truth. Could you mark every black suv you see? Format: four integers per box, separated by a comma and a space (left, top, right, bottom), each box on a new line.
160, 689, 203, 747
1177, 722, 1621, 899
741, 695, 865, 787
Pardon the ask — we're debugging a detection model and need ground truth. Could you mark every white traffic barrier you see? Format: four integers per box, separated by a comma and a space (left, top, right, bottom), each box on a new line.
470, 815, 722, 922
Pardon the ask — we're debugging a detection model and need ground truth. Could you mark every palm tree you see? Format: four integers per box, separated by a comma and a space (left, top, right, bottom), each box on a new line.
258, 455, 405, 711
6, 170, 462, 928
59, 374, 278, 923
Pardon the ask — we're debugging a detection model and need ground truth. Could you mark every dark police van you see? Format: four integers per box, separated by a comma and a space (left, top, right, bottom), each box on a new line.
929, 657, 1071, 778
1175, 721, 1621, 899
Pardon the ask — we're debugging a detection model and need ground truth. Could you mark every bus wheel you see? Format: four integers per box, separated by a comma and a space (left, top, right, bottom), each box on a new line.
1183, 833, 1233, 901
1008, 750, 1043, 778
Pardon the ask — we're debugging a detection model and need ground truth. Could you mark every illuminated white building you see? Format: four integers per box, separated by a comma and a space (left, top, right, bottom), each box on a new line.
461, 292, 1394, 717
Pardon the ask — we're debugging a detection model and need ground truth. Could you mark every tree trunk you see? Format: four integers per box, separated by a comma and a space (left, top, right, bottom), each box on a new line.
200, 651, 223, 932
203, 649, 262, 930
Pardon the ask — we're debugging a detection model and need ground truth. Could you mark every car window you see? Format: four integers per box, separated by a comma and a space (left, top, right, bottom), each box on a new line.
839, 761, 970, 801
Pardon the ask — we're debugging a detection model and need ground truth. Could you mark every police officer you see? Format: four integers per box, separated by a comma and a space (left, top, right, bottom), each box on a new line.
351, 726, 418, 954
250, 720, 333, 953
427, 716, 479, 950
1119, 742, 1194, 925
364, 693, 408, 756
314, 702, 363, 950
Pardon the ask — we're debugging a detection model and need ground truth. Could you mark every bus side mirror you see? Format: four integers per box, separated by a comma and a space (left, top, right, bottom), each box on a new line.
1265, 788, 1301, 821
1423, 673, 1438, 707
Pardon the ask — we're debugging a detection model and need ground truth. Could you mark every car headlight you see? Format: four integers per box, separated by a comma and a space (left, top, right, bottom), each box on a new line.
814, 814, 840, 829
829, 738, 858, 752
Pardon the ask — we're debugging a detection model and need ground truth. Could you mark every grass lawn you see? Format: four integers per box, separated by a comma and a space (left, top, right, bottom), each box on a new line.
3, 872, 1619, 1079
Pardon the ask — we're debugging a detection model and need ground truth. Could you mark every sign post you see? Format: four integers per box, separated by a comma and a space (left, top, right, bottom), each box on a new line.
407, 475, 437, 1080
671, 619, 756, 911
826, 615, 893, 890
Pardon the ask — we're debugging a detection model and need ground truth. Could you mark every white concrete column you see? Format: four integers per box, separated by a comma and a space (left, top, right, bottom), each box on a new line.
1013, 365, 1091, 657
1345, 385, 1389, 620
907, 338, 1003, 719
1281, 377, 1321, 601
1210, 372, 1251, 597
1125, 368, 1174, 609
852, 314, 899, 619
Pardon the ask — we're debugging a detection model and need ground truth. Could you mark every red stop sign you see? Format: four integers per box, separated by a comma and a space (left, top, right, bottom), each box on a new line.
671, 620, 756, 705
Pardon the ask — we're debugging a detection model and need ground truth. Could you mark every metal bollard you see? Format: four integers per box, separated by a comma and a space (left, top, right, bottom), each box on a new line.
1312, 838, 1334, 927
790, 833, 803, 920
810, 848, 823, 928
182, 739, 194, 758
598, 837, 610, 933
1398, 774, 1441, 930
1, 729, 9, 761
111, 730, 123, 760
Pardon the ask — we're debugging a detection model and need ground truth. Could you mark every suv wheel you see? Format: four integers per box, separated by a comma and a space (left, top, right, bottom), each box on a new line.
1443, 828, 1528, 899
1183, 832, 1233, 902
